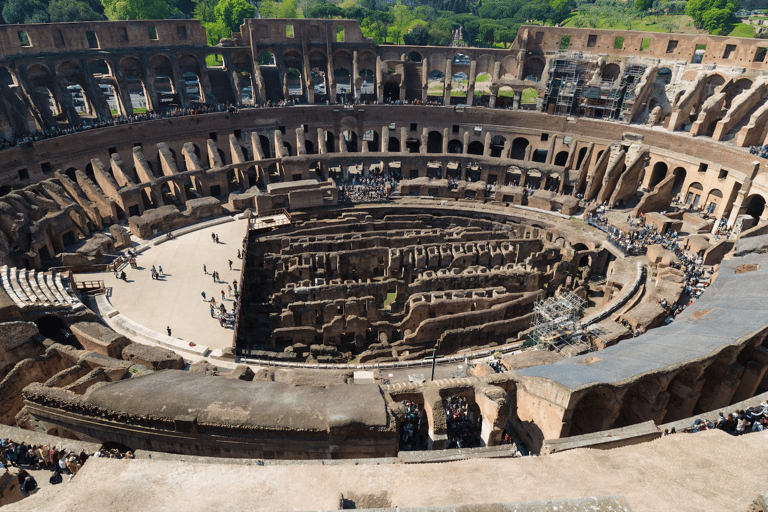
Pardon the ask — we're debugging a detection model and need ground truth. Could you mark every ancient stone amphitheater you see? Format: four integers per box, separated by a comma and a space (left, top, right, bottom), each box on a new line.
2, 18, 768, 512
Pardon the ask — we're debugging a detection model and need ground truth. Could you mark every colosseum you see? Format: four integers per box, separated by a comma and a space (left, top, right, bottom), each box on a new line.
1, 17, 768, 511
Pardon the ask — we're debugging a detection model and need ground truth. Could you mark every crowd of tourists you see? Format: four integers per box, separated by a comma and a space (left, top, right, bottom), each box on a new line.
398, 401, 426, 451
0, 103, 241, 151
444, 396, 481, 449
334, 167, 396, 204
749, 145, 768, 159
1, 436, 136, 498
675, 404, 768, 435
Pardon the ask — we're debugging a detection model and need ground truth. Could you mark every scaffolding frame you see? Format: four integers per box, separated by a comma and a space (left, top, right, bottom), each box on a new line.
544, 57, 587, 116
528, 292, 587, 355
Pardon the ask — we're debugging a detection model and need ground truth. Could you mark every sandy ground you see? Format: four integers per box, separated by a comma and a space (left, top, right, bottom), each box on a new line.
4, 429, 768, 512
77, 218, 247, 351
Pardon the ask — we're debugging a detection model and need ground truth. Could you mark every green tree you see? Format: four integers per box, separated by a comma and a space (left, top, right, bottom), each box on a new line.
403, 22, 430, 45
100, 0, 175, 20
4, 0, 49, 23
203, 19, 230, 45
635, 0, 653, 10
214, 0, 254, 32
391, 0, 416, 44
277, 0, 299, 18
193, 0, 217, 23
549, 0, 575, 22
305, 0, 342, 18
497, 28, 516, 48
702, 6, 731, 33
49, 0, 105, 21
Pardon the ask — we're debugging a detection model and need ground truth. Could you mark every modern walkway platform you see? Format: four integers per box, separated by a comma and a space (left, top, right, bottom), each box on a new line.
78, 216, 248, 355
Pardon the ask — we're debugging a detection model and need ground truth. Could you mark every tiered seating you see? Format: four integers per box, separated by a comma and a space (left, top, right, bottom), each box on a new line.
0, 265, 83, 311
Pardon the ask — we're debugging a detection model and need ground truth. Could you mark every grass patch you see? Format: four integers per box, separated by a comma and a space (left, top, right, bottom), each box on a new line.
383, 292, 397, 309
133, 108, 147, 114
522, 88, 538, 104
475, 74, 491, 82
562, 14, 702, 35
728, 23, 756, 37
206, 54, 223, 67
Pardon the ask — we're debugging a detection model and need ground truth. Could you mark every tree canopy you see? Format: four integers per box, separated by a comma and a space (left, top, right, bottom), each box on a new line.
685, 0, 740, 34
100, 0, 175, 20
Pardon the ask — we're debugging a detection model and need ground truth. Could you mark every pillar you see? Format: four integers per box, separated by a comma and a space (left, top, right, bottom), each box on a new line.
443, 59, 452, 106
382, 125, 389, 153
466, 60, 477, 107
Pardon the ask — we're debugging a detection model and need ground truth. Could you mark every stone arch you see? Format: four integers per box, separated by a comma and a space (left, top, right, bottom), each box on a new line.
453, 53, 470, 66
427, 70, 445, 98
576, 147, 588, 169
554, 150, 569, 166
405, 137, 420, 153
649, 161, 668, 190
512, 137, 529, 160
363, 129, 379, 152
671, 166, 686, 196
257, 51, 275, 66
704, 188, 723, 214
388, 136, 401, 152
656, 67, 672, 86
662, 364, 704, 422
569, 386, 619, 436
27, 63, 59, 116
406, 51, 422, 63
613, 377, 663, 428
490, 135, 505, 158
427, 131, 443, 154
522, 57, 545, 82
383, 79, 399, 102
305, 139, 315, 155
325, 131, 335, 153
601, 63, 620, 83
447, 139, 463, 154
467, 141, 484, 155
259, 135, 271, 159
685, 182, 704, 208
341, 130, 357, 152
745, 193, 767, 218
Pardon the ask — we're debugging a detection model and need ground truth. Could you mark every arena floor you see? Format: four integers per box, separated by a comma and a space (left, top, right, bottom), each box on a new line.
79, 217, 248, 352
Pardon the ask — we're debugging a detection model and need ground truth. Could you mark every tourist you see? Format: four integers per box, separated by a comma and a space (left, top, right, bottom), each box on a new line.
203, 264, 208, 275
167, 326, 172, 336
228, 259, 233, 270
201, 291, 206, 300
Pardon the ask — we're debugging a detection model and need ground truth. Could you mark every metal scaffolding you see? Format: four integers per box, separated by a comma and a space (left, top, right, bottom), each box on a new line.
543, 57, 587, 116
528, 292, 587, 354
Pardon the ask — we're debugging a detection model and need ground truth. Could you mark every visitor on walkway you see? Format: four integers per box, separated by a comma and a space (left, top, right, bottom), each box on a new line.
228, 259, 233, 270
203, 264, 207, 274
201, 291, 206, 300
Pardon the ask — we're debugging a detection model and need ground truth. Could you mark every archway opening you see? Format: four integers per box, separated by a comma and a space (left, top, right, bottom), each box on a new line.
467, 141, 484, 155
490, 135, 505, 158
427, 131, 443, 153
649, 162, 668, 190
35, 315, 82, 349
512, 137, 529, 160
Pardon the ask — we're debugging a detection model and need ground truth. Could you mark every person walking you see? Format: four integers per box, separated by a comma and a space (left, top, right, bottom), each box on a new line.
158, 265, 163, 276
227, 284, 232, 296
166, 326, 171, 336
201, 291, 206, 300
221, 290, 225, 301
210, 304, 215, 318
228, 259, 233, 270
203, 264, 207, 275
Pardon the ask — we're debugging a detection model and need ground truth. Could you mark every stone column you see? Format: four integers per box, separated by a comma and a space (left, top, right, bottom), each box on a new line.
376, 56, 384, 104
443, 127, 449, 153
421, 128, 428, 155
317, 128, 327, 154
443, 59, 452, 106
546, 136, 557, 164
462, 130, 469, 154
465, 60, 477, 106
483, 132, 493, 157
382, 125, 389, 153
352, 50, 359, 100
513, 90, 521, 110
